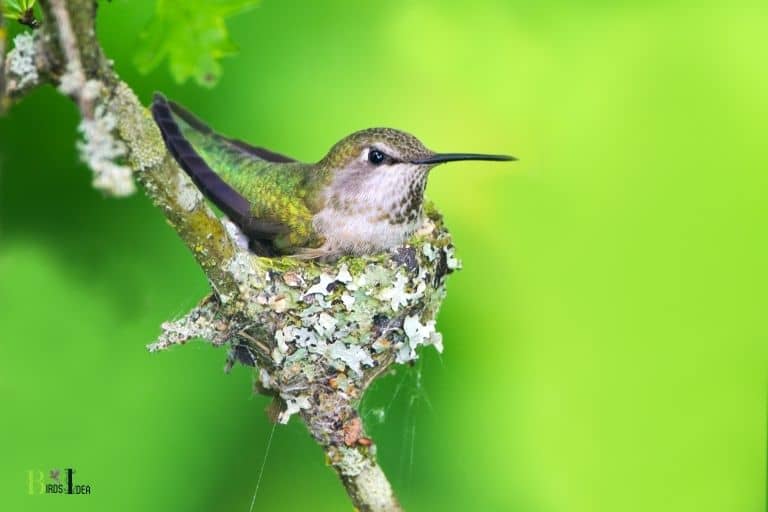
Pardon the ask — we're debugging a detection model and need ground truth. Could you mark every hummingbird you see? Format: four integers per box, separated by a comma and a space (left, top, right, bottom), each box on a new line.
151, 93, 515, 258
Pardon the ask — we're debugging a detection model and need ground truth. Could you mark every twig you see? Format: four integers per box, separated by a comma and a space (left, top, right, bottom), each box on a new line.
303, 392, 403, 511
48, 0, 94, 117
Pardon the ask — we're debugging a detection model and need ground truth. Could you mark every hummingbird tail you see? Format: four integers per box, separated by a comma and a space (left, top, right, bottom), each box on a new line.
151, 93, 253, 225
150, 93, 287, 256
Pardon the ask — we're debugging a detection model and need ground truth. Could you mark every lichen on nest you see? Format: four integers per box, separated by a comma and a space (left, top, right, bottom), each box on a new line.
149, 202, 460, 424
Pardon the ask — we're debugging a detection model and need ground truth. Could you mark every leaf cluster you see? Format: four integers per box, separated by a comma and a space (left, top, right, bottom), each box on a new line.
134, 0, 258, 87
2, 0, 40, 28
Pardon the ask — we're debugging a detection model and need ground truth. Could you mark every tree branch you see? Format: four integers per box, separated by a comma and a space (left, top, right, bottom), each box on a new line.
48, 0, 93, 115
3, 2, 461, 510
33, 0, 242, 298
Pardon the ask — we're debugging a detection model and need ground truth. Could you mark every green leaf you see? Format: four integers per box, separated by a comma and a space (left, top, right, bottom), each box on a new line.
134, 0, 258, 87
2, 0, 36, 21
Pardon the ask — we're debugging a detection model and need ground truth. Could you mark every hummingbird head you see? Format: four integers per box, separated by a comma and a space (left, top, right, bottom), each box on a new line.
316, 127, 515, 243
320, 127, 515, 174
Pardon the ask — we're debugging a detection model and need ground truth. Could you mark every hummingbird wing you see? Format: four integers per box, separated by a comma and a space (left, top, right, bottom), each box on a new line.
151, 94, 315, 256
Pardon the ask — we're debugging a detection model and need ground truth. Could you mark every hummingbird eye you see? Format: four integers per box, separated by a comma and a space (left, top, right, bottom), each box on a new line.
368, 149, 386, 165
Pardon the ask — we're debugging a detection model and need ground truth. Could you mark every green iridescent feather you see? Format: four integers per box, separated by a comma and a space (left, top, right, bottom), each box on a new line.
165, 104, 329, 252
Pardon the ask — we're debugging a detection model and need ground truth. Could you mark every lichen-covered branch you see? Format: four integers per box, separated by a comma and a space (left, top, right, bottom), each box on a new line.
3, 31, 44, 100
108, 82, 241, 298
305, 394, 402, 511
2, 2, 462, 510
6, 0, 242, 298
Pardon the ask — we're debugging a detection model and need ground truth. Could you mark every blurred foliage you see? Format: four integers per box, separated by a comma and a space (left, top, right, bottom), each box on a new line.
0, 1, 767, 512
134, 0, 258, 87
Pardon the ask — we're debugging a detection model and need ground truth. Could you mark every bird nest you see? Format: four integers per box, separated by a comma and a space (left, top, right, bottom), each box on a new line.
148, 202, 458, 455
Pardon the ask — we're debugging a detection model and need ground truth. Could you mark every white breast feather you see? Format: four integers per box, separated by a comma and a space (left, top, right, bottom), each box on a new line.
312, 164, 425, 255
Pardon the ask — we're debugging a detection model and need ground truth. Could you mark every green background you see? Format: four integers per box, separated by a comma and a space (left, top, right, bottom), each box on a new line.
1, 1, 766, 511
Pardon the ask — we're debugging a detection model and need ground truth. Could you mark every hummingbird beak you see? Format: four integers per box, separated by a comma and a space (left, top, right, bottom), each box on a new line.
411, 153, 517, 165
